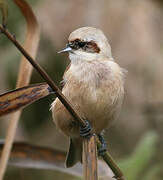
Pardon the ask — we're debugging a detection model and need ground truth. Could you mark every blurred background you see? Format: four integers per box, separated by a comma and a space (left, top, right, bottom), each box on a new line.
0, 0, 163, 179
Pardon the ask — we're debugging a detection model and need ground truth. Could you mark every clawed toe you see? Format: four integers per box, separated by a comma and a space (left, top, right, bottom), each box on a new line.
98, 133, 107, 156
80, 120, 93, 139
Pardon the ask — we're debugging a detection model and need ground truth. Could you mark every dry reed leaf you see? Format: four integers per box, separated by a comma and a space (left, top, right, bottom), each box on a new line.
0, 142, 114, 179
0, 0, 40, 179
14, 0, 40, 87
0, 83, 53, 117
0, 0, 8, 26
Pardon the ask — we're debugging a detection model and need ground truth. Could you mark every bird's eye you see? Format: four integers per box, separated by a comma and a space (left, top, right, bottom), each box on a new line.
77, 41, 86, 48
69, 39, 86, 50
68, 40, 100, 53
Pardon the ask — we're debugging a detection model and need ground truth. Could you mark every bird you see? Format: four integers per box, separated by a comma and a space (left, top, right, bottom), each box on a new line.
51, 27, 126, 168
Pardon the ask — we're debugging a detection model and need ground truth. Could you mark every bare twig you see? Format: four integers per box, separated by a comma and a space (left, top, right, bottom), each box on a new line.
0, 0, 40, 179
0, 25, 127, 180
83, 135, 98, 180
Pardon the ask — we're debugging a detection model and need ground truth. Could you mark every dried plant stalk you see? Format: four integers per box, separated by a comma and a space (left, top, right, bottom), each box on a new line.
0, 83, 52, 117
83, 135, 98, 180
14, 0, 40, 87
0, 0, 8, 26
0, 141, 111, 178
0, 0, 40, 179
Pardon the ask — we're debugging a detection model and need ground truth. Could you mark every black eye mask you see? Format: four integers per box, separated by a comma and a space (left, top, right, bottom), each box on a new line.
68, 39, 100, 53
69, 39, 86, 50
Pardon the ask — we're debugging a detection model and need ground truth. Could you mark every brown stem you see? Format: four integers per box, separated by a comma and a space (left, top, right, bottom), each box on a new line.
83, 135, 98, 180
0, 25, 126, 180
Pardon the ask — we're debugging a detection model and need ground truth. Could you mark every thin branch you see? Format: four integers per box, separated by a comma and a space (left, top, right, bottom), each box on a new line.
0, 25, 127, 180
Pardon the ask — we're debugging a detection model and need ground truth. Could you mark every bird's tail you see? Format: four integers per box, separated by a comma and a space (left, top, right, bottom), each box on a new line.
66, 138, 82, 168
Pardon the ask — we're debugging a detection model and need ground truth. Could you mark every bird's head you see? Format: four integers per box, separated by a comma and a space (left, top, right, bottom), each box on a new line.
58, 27, 113, 63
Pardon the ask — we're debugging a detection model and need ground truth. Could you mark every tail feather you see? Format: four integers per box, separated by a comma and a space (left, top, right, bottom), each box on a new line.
66, 138, 82, 168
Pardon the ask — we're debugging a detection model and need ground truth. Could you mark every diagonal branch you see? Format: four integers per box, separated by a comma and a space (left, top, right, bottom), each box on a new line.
0, 25, 127, 180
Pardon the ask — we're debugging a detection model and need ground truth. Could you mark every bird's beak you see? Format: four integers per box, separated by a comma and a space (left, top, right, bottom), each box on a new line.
58, 45, 72, 54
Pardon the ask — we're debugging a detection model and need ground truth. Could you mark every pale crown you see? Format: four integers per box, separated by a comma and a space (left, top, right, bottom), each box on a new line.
67, 27, 113, 63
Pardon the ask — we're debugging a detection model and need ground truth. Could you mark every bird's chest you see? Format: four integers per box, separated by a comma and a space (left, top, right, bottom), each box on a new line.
62, 62, 124, 131
63, 62, 118, 108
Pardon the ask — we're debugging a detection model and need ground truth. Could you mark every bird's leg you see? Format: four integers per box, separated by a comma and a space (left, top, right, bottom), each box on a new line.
80, 120, 93, 139
98, 133, 107, 156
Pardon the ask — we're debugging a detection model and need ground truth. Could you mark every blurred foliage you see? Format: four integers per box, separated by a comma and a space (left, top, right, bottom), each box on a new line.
119, 131, 160, 180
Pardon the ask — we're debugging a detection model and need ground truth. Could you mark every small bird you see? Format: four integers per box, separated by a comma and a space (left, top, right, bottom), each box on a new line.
51, 27, 126, 167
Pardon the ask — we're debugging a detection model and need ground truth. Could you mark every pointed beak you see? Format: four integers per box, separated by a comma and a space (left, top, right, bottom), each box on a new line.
58, 46, 72, 54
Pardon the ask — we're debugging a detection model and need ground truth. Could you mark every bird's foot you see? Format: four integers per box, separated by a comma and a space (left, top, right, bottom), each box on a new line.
80, 120, 93, 139
98, 133, 107, 156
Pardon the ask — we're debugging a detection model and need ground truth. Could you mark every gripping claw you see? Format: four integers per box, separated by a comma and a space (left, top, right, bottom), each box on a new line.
80, 120, 93, 139
98, 133, 107, 156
